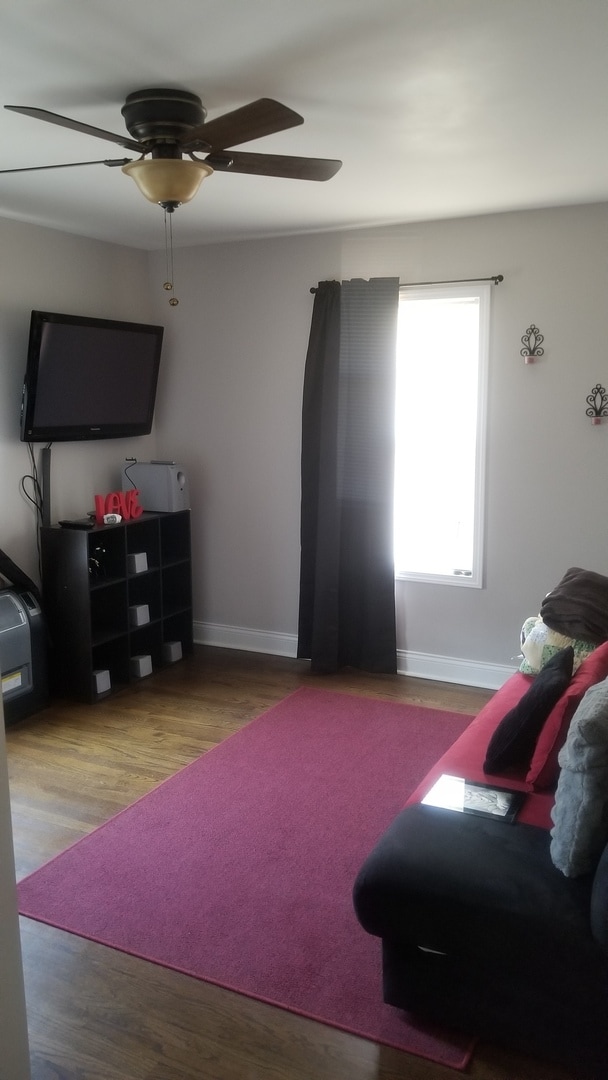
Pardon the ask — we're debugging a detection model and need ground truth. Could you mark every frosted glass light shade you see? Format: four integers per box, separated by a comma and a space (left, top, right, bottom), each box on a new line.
122, 158, 213, 206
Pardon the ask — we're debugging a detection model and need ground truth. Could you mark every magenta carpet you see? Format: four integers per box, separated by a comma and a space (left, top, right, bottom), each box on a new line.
18, 687, 474, 1069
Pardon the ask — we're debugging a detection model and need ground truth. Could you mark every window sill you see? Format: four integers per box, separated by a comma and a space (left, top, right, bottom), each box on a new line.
395, 570, 482, 588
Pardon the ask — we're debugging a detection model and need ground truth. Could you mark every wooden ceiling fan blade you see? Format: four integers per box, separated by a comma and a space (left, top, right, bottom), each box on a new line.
185, 98, 303, 152
0, 158, 132, 175
4, 105, 146, 153
205, 150, 342, 181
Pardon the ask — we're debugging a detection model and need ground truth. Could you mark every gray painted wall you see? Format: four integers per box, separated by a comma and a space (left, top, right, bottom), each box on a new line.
1, 202, 607, 669
0, 217, 156, 583
148, 203, 608, 679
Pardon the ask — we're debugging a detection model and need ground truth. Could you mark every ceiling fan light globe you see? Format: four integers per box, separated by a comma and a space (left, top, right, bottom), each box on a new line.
121, 158, 213, 206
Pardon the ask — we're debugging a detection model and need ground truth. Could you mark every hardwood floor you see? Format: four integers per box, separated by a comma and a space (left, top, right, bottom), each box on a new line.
6, 646, 575, 1080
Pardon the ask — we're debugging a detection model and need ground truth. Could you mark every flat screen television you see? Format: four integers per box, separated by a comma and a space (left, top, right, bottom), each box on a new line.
20, 310, 164, 442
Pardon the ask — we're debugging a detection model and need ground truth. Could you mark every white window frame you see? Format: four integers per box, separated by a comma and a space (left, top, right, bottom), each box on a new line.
394, 282, 490, 588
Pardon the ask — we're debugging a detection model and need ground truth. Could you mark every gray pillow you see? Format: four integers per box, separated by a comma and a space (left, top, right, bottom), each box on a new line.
550, 677, 608, 878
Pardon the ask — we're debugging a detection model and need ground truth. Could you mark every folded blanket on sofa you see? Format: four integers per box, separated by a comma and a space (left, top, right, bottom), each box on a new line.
540, 567, 608, 645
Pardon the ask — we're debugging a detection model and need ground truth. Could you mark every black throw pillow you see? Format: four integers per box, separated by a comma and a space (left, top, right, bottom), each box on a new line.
484, 646, 574, 774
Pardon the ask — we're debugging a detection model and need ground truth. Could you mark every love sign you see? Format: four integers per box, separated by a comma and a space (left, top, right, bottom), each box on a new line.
94, 489, 143, 524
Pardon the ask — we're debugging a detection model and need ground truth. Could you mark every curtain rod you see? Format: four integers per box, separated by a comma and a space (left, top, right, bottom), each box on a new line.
400, 274, 503, 288
310, 274, 503, 293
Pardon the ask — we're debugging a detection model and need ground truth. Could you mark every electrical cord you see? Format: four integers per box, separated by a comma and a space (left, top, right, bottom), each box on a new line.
123, 457, 138, 488
20, 442, 50, 580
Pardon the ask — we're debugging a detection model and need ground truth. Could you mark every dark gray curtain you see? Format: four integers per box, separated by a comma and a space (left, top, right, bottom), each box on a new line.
297, 277, 399, 674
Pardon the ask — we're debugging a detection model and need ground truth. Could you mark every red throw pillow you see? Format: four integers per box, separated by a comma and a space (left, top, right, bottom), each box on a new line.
526, 640, 608, 790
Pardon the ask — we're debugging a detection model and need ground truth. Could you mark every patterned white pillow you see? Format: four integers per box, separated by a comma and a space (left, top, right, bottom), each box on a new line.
519, 615, 595, 675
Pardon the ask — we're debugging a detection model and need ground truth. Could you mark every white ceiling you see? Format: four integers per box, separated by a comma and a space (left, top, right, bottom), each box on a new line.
1, 0, 607, 251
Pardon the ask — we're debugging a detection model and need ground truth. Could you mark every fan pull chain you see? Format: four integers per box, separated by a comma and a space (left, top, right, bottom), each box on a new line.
163, 209, 179, 307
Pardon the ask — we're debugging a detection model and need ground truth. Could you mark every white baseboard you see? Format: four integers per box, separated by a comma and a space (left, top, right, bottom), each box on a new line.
396, 649, 515, 690
193, 620, 516, 690
194, 621, 298, 659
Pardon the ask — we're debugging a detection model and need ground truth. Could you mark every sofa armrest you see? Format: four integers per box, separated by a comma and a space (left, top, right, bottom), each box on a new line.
591, 841, 608, 955
353, 803, 597, 964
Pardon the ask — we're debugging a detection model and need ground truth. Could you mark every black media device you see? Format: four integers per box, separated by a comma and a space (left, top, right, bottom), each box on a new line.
20, 309, 164, 442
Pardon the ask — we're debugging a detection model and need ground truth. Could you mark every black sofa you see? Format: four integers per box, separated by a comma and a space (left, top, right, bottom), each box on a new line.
353, 638, 608, 1078
354, 802, 608, 1076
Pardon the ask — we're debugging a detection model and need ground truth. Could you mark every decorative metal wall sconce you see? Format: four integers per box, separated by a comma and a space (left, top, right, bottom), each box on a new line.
586, 385, 608, 425
520, 325, 544, 363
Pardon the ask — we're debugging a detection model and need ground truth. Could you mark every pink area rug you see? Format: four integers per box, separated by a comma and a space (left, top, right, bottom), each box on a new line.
18, 687, 474, 1070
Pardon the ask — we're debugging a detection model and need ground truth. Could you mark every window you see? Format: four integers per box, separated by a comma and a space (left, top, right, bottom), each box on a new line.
393, 283, 490, 587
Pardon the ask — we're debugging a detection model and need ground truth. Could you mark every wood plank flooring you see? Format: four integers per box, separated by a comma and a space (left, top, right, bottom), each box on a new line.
6, 646, 575, 1080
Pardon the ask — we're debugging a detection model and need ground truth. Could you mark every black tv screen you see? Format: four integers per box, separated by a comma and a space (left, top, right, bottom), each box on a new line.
20, 310, 164, 442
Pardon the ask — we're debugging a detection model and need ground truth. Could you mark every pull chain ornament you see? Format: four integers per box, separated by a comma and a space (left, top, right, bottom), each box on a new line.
163, 209, 179, 307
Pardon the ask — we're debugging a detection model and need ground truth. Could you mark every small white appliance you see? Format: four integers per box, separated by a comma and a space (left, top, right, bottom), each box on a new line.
122, 460, 190, 512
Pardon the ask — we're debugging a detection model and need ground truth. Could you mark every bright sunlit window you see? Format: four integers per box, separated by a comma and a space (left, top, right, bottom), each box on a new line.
393, 283, 490, 587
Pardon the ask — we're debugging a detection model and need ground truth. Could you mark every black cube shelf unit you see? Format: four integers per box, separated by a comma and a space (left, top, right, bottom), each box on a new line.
41, 510, 193, 702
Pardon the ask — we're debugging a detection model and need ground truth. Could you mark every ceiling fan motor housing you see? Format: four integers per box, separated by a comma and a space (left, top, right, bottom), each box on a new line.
121, 89, 207, 150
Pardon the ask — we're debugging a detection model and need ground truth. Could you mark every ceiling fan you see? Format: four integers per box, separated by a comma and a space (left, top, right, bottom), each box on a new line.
2, 88, 343, 212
